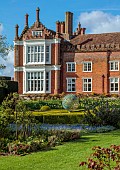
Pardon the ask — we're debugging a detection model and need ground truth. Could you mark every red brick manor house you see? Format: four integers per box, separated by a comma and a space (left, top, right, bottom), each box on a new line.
14, 8, 120, 95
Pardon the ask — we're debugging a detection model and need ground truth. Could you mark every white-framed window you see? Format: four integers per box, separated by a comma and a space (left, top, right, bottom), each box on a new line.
66, 78, 76, 92
32, 31, 42, 37
66, 62, 76, 72
83, 62, 92, 72
26, 71, 50, 93
26, 45, 50, 64
46, 45, 50, 63
46, 71, 50, 92
109, 61, 119, 71
110, 77, 119, 92
83, 78, 92, 92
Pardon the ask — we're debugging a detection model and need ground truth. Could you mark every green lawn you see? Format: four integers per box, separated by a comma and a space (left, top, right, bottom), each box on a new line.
0, 130, 120, 170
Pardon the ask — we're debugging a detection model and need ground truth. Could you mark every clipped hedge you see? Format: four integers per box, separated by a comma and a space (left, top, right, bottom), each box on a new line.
0, 80, 18, 104
24, 100, 63, 110
34, 114, 84, 124
40, 105, 51, 112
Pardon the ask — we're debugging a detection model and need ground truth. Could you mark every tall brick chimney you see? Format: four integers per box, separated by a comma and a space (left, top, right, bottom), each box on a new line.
25, 14, 29, 27
61, 21, 65, 34
15, 24, 19, 40
56, 21, 60, 33
65, 11, 73, 36
36, 7, 40, 27
81, 28, 86, 35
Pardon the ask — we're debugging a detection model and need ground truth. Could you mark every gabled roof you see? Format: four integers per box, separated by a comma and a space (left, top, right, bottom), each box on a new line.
19, 22, 56, 40
70, 32, 120, 46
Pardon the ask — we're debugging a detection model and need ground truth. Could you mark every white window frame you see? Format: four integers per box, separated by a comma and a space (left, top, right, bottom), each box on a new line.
109, 77, 119, 92
66, 62, 76, 72
45, 45, 50, 63
83, 61, 92, 72
109, 61, 119, 71
66, 77, 76, 92
45, 71, 51, 92
82, 78, 92, 92
25, 44, 51, 65
25, 71, 51, 93
32, 31, 42, 37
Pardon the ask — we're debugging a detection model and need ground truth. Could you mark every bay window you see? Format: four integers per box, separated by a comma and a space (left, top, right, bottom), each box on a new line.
26, 45, 50, 64
26, 71, 50, 93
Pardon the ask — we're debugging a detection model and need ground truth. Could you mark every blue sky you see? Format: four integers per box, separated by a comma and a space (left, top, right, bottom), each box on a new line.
1, 0, 120, 77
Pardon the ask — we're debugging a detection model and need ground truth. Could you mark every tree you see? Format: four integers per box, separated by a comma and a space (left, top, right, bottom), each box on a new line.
0, 35, 13, 69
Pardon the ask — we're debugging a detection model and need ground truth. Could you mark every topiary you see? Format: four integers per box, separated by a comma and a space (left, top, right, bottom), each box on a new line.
40, 105, 51, 112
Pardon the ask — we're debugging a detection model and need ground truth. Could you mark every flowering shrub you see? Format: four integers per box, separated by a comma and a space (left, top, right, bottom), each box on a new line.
7, 142, 31, 155
48, 129, 81, 143
79, 145, 120, 170
0, 129, 81, 156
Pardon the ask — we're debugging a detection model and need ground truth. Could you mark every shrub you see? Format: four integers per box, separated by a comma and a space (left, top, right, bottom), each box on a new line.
40, 106, 51, 112
79, 145, 120, 170
24, 100, 63, 110
0, 129, 81, 156
48, 130, 81, 145
81, 98, 120, 128
1, 93, 19, 114
34, 114, 83, 124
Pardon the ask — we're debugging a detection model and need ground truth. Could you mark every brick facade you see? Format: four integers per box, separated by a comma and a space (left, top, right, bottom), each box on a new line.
14, 8, 120, 95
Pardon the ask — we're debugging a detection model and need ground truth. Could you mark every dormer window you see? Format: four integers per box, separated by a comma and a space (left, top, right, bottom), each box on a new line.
32, 31, 42, 37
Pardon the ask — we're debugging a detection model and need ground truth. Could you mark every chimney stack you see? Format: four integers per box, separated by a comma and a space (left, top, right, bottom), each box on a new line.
81, 28, 86, 35
36, 7, 40, 22
25, 14, 29, 27
56, 21, 60, 33
61, 21, 65, 33
15, 24, 19, 40
36, 7, 40, 27
65, 11, 73, 36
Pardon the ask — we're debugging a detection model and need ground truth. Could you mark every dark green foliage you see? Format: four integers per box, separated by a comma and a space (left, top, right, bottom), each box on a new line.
0, 108, 15, 138
1, 93, 19, 113
0, 93, 19, 138
24, 100, 63, 110
81, 97, 120, 128
15, 100, 37, 140
0, 87, 7, 103
79, 145, 120, 169
0, 79, 18, 104
0, 129, 81, 156
35, 114, 83, 124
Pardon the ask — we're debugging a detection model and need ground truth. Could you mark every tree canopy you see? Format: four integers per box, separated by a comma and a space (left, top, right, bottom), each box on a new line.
0, 35, 13, 69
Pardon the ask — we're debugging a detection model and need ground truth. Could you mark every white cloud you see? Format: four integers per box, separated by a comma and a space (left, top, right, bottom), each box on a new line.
0, 51, 14, 78
77, 11, 120, 34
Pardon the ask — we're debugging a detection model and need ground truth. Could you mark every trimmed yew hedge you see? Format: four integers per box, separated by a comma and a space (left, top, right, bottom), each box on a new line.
34, 114, 84, 124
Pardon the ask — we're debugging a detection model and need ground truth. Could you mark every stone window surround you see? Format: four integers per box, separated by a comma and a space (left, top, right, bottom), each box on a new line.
24, 70, 51, 94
